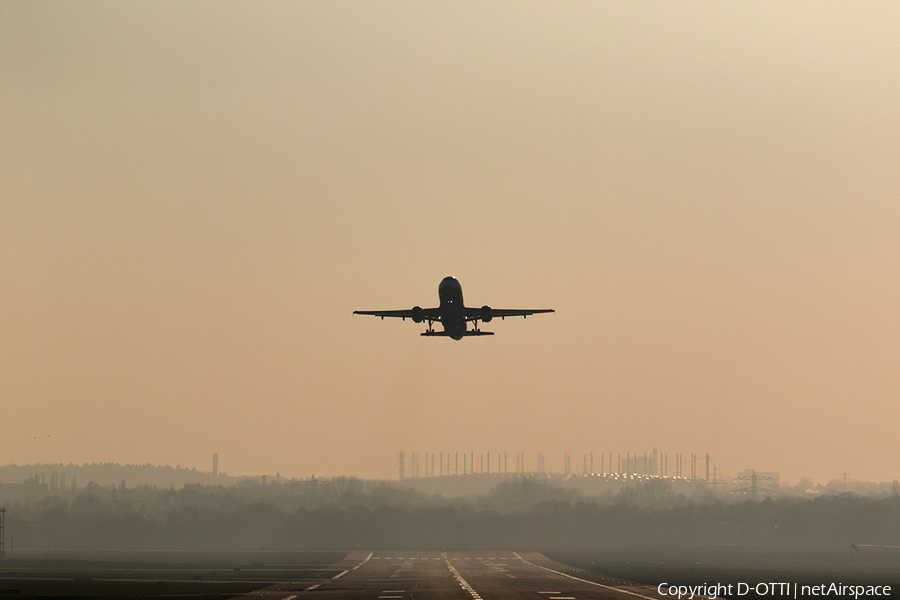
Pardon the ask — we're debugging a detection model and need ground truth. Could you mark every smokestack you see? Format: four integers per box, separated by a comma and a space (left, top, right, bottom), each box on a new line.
212, 453, 218, 476
399, 452, 405, 480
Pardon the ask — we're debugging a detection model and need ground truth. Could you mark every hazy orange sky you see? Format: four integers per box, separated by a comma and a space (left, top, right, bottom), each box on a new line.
2, 2, 899, 484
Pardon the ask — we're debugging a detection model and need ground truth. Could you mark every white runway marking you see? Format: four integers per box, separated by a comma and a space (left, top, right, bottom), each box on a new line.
332, 569, 349, 579
352, 552, 374, 570
515, 553, 660, 600
446, 557, 484, 600
304, 584, 320, 591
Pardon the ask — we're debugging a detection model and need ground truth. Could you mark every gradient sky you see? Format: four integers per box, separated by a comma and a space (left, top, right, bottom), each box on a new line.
2, 2, 899, 484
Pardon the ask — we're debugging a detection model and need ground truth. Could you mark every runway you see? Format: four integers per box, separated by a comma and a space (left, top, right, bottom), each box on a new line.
239, 551, 667, 600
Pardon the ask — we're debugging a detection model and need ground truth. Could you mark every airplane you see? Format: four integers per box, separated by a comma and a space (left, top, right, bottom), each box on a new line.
353, 276, 554, 340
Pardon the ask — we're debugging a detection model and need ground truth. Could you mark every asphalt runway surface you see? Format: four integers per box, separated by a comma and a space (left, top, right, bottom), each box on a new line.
243, 551, 666, 600
4, 548, 895, 598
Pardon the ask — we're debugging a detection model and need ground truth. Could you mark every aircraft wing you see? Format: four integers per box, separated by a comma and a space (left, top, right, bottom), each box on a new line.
353, 308, 441, 321
463, 307, 554, 321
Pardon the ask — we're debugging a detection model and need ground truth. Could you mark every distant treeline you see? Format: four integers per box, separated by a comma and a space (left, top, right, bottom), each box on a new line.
5, 478, 900, 550
0, 462, 243, 492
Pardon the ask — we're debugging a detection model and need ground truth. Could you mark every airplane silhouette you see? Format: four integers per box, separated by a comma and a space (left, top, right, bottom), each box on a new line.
353, 276, 554, 340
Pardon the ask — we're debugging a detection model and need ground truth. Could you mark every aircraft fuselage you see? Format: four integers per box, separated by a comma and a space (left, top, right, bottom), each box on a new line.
438, 276, 467, 340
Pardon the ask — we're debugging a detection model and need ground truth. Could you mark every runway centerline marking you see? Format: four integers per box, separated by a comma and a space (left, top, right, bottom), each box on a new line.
445, 555, 484, 600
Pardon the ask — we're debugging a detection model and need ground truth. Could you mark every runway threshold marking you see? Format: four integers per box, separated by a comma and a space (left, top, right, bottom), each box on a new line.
514, 553, 659, 600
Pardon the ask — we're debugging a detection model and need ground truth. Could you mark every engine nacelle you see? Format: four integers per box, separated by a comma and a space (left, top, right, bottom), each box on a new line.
411, 306, 424, 323
480, 305, 493, 323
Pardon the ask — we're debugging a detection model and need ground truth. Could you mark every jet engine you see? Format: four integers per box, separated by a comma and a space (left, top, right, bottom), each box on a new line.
480, 305, 493, 322
411, 306, 424, 323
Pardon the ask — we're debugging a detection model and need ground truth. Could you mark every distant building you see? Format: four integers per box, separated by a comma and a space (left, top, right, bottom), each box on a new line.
213, 453, 218, 476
